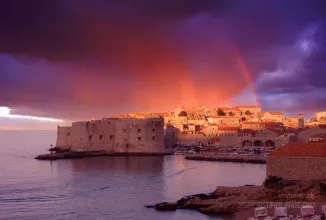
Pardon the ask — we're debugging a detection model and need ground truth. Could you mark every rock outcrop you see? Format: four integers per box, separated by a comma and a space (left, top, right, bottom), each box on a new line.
147, 178, 326, 216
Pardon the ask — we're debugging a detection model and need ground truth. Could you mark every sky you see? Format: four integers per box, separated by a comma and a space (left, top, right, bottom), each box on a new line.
0, 0, 326, 129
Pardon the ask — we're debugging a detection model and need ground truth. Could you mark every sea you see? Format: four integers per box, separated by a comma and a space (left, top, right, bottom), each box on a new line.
0, 130, 266, 220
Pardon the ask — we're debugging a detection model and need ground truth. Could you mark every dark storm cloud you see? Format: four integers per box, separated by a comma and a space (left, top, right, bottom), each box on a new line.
0, 0, 231, 61
255, 21, 326, 112
0, 0, 326, 121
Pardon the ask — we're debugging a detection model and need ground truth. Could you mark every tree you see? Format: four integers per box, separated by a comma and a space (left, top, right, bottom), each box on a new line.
244, 110, 251, 116
229, 111, 235, 116
241, 117, 246, 121
217, 108, 226, 116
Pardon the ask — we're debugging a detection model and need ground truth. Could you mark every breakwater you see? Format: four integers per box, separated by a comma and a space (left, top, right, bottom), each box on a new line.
35, 151, 172, 160
185, 154, 266, 164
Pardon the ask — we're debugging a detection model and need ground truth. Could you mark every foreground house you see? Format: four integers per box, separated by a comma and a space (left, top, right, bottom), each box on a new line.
266, 142, 326, 180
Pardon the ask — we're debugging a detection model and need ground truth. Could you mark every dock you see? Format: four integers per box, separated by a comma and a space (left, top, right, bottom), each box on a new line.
185, 154, 266, 164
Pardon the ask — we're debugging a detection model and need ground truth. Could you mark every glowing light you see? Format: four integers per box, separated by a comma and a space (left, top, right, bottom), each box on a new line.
232, 46, 260, 107
0, 107, 63, 122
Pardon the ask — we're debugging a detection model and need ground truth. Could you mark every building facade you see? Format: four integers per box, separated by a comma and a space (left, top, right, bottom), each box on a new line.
56, 117, 165, 153
267, 142, 326, 181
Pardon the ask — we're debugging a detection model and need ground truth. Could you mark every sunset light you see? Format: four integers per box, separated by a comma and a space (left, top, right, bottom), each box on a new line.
0, 107, 63, 122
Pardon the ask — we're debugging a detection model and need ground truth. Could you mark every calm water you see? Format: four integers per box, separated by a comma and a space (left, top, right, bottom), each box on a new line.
0, 131, 266, 220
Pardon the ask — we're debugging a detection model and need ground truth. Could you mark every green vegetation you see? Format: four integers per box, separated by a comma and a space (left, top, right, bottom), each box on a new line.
244, 110, 251, 116
217, 108, 226, 116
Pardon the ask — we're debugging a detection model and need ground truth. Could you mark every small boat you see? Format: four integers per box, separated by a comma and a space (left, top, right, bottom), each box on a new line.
174, 151, 184, 155
186, 150, 196, 154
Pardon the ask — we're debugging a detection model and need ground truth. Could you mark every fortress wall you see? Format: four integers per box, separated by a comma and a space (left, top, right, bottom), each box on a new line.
56, 126, 72, 149
113, 118, 165, 153
58, 118, 165, 153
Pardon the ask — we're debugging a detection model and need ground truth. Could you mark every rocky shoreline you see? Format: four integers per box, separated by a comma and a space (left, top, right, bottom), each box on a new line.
185, 154, 266, 164
35, 151, 172, 160
147, 177, 326, 218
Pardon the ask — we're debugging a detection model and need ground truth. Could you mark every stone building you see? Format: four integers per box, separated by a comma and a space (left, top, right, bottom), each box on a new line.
220, 107, 242, 116
241, 121, 284, 131
266, 142, 326, 181
235, 106, 261, 114
207, 116, 240, 126
315, 111, 326, 121
309, 133, 326, 142
56, 117, 165, 153
296, 124, 326, 142
262, 112, 286, 123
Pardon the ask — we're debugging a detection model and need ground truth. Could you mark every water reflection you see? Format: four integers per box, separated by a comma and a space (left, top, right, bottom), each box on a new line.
0, 131, 265, 220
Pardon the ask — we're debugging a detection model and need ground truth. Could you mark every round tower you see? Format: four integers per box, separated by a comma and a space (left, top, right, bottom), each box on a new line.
298, 113, 304, 129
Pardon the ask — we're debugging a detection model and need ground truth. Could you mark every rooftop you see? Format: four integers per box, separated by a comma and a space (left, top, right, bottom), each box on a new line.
269, 142, 326, 157
208, 116, 240, 119
218, 126, 241, 131
235, 106, 261, 108
310, 133, 326, 138
265, 112, 284, 116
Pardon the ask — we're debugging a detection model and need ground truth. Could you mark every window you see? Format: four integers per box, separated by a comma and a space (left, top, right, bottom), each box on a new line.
99, 135, 103, 140
110, 135, 113, 140
123, 129, 126, 132
89, 135, 92, 140
138, 137, 141, 141
152, 136, 155, 141
67, 133, 70, 136
152, 129, 155, 133
138, 129, 141, 133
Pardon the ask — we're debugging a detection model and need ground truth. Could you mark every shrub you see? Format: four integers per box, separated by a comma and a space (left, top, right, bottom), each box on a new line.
264, 176, 283, 188
319, 181, 326, 194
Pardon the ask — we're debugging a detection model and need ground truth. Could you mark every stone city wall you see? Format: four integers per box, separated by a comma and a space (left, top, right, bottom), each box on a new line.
266, 156, 326, 181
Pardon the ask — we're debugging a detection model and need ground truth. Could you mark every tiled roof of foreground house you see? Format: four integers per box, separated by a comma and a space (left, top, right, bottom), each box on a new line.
310, 133, 326, 138
269, 142, 326, 157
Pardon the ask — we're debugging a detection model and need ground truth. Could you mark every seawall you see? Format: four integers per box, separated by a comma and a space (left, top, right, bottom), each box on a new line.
185, 154, 266, 164
35, 151, 172, 160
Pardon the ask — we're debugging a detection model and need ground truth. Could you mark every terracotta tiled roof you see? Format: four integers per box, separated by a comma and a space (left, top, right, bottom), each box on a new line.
218, 127, 240, 131
318, 124, 326, 129
238, 129, 256, 133
265, 128, 283, 136
235, 106, 261, 108
208, 137, 220, 142
310, 133, 326, 138
266, 112, 284, 116
208, 116, 240, 119
242, 121, 283, 127
269, 142, 326, 157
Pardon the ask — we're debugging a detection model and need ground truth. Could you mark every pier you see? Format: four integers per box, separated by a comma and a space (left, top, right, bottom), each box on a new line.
185, 154, 266, 164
